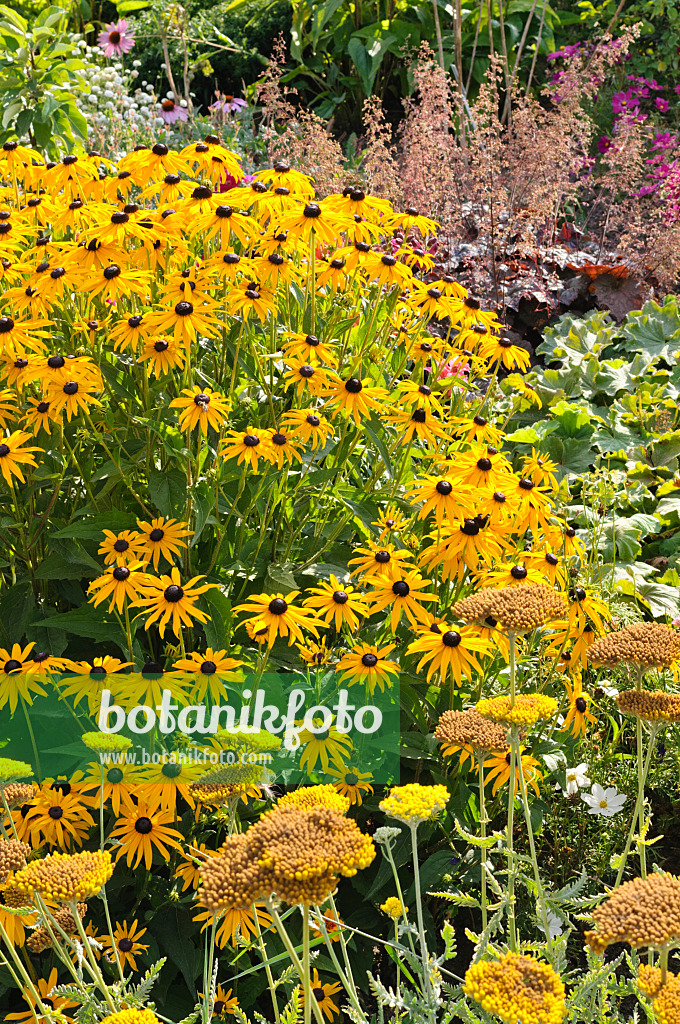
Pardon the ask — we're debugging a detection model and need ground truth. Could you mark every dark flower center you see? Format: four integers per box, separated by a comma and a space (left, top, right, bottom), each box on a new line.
381, 255, 397, 266
392, 581, 409, 597
375, 550, 391, 563
153, 143, 169, 156
312, 988, 326, 1002
473, 415, 487, 426
361, 653, 378, 667
103, 265, 121, 280
493, 491, 505, 503
419, 342, 432, 352
306, 414, 320, 427
223, 252, 240, 264
519, 478, 534, 490
575, 588, 586, 601
50, 267, 66, 279
436, 480, 452, 496
154, 340, 169, 352
245, 288, 260, 299
109, 30, 121, 43
268, 253, 284, 265
113, 539, 129, 552
192, 185, 213, 200
162, 762, 182, 777
3, 660, 21, 673
47, 355, 65, 368
546, 553, 559, 566
330, 258, 345, 269
427, 287, 441, 299
135, 816, 153, 834
118, 937, 134, 951
36, 401, 49, 413
48, 806, 63, 819
111, 212, 128, 224
244, 434, 260, 447
575, 697, 587, 713
271, 433, 286, 446
216, 206, 233, 219
344, 378, 362, 394
269, 598, 288, 614
113, 567, 131, 581
193, 392, 210, 406
299, 365, 315, 378
510, 565, 528, 579
175, 301, 193, 316
149, 528, 164, 542
107, 768, 124, 783
304, 203, 321, 218
442, 630, 461, 647
164, 585, 184, 602
464, 297, 481, 310
566, 527, 576, 538
476, 457, 492, 471
419, 384, 431, 396
412, 409, 427, 423
461, 519, 479, 536
201, 661, 217, 674
63, 382, 78, 395
333, 591, 348, 604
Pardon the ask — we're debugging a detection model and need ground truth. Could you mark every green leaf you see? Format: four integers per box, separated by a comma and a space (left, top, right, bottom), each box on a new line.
51, 511, 137, 540
202, 587, 232, 650
0, 581, 35, 646
148, 467, 187, 517
116, 0, 150, 10
26, 607, 127, 648
34, 549, 101, 581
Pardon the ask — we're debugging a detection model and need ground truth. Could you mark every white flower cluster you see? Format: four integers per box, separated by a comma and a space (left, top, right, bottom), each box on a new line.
72, 41, 160, 132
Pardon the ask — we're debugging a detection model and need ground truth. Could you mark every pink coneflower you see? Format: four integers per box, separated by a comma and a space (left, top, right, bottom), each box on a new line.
210, 93, 247, 114
159, 99, 188, 124
97, 20, 135, 57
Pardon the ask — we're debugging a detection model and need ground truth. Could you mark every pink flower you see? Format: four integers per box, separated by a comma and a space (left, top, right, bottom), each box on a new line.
598, 136, 612, 154
673, 617, 680, 628
97, 19, 135, 57
612, 89, 639, 114
159, 99, 188, 124
210, 93, 247, 114
217, 172, 253, 193
656, 97, 670, 112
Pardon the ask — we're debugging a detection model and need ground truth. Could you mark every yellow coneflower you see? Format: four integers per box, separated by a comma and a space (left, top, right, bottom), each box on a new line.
303, 575, 369, 632
169, 385, 230, 434
173, 648, 244, 703
0, 430, 42, 484
348, 540, 415, 582
88, 562, 150, 614
147, 299, 220, 346
235, 591, 321, 648
226, 281, 276, 322
44, 377, 102, 421
108, 801, 184, 869
562, 676, 597, 738
282, 332, 338, 366
406, 475, 475, 526
98, 529, 146, 566
327, 764, 374, 805
139, 335, 186, 375
131, 566, 216, 639
323, 374, 389, 427
101, 919, 149, 972
407, 622, 491, 689
484, 746, 542, 797
220, 427, 274, 472
109, 313, 154, 352
4, 968, 79, 1024
281, 408, 334, 450
278, 201, 351, 246
136, 517, 192, 569
283, 356, 330, 399
335, 642, 399, 694
23, 396, 57, 436
308, 969, 342, 1022
368, 570, 437, 631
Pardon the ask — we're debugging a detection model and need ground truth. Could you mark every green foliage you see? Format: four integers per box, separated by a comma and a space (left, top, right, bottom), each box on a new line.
0, 5, 89, 157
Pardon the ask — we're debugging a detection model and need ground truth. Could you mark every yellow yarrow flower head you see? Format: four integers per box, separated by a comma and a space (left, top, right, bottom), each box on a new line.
14, 850, 114, 903
100, 1011, 160, 1024
638, 965, 680, 1024
0, 758, 33, 785
379, 783, 448, 827
381, 896, 407, 920
464, 953, 566, 1024
277, 784, 350, 815
82, 732, 133, 753
476, 694, 558, 728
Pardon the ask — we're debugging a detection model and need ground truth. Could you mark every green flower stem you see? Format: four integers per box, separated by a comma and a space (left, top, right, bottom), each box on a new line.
70, 900, 117, 1013
1, 786, 20, 842
614, 721, 660, 889
506, 742, 517, 952
637, 715, 647, 881
313, 905, 368, 1024
83, 410, 152, 517
302, 908, 312, 1024
478, 753, 488, 933
265, 900, 326, 1024
409, 823, 435, 1012
20, 697, 41, 781
513, 731, 554, 959
0, 917, 58, 1024
508, 630, 517, 708
0, 946, 42, 1024
253, 906, 281, 1024
381, 839, 417, 957
328, 894, 363, 1008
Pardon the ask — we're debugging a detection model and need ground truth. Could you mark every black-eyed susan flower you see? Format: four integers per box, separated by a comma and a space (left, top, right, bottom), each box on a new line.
0, 430, 41, 485
169, 385, 230, 434
386, 404, 451, 446
308, 969, 342, 1022
196, 204, 253, 248
220, 427, 274, 472
131, 567, 216, 639
82, 263, 150, 304
298, 721, 353, 775
509, 475, 554, 534
4, 968, 79, 1024
327, 764, 374, 805
281, 408, 333, 449
108, 801, 184, 869
23, 396, 58, 436
44, 377, 102, 421
448, 444, 513, 490
226, 281, 276, 322
173, 648, 244, 703
407, 622, 491, 689
348, 540, 415, 582
480, 332, 531, 371
446, 295, 503, 333
139, 335, 186, 376
389, 207, 439, 238
26, 786, 95, 850
364, 251, 413, 290
98, 529, 146, 567
522, 448, 559, 491
282, 332, 338, 366
477, 561, 546, 589
193, 900, 273, 948
524, 548, 566, 587
109, 313, 154, 352
316, 256, 350, 294
303, 575, 369, 632
0, 643, 47, 712
393, 379, 444, 415
254, 162, 315, 196
235, 591, 321, 648
567, 586, 609, 634
562, 676, 597, 738
278, 201, 351, 246
204, 983, 239, 1017
101, 919, 149, 972
205, 251, 251, 286
335, 641, 399, 694
372, 504, 411, 541
0, 314, 49, 358
323, 373, 388, 427
419, 518, 507, 582
264, 428, 303, 468
406, 475, 475, 526
484, 746, 542, 797
147, 299, 220, 346
283, 356, 330, 399
88, 562, 150, 614
80, 759, 142, 815
136, 517, 192, 569
181, 136, 243, 185
252, 252, 302, 288
139, 759, 204, 811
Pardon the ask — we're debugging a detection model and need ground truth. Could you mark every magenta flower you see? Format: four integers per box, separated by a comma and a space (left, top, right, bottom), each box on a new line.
97, 19, 135, 57
612, 89, 639, 114
210, 93, 247, 114
597, 136, 612, 154
656, 97, 670, 112
159, 99, 188, 124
